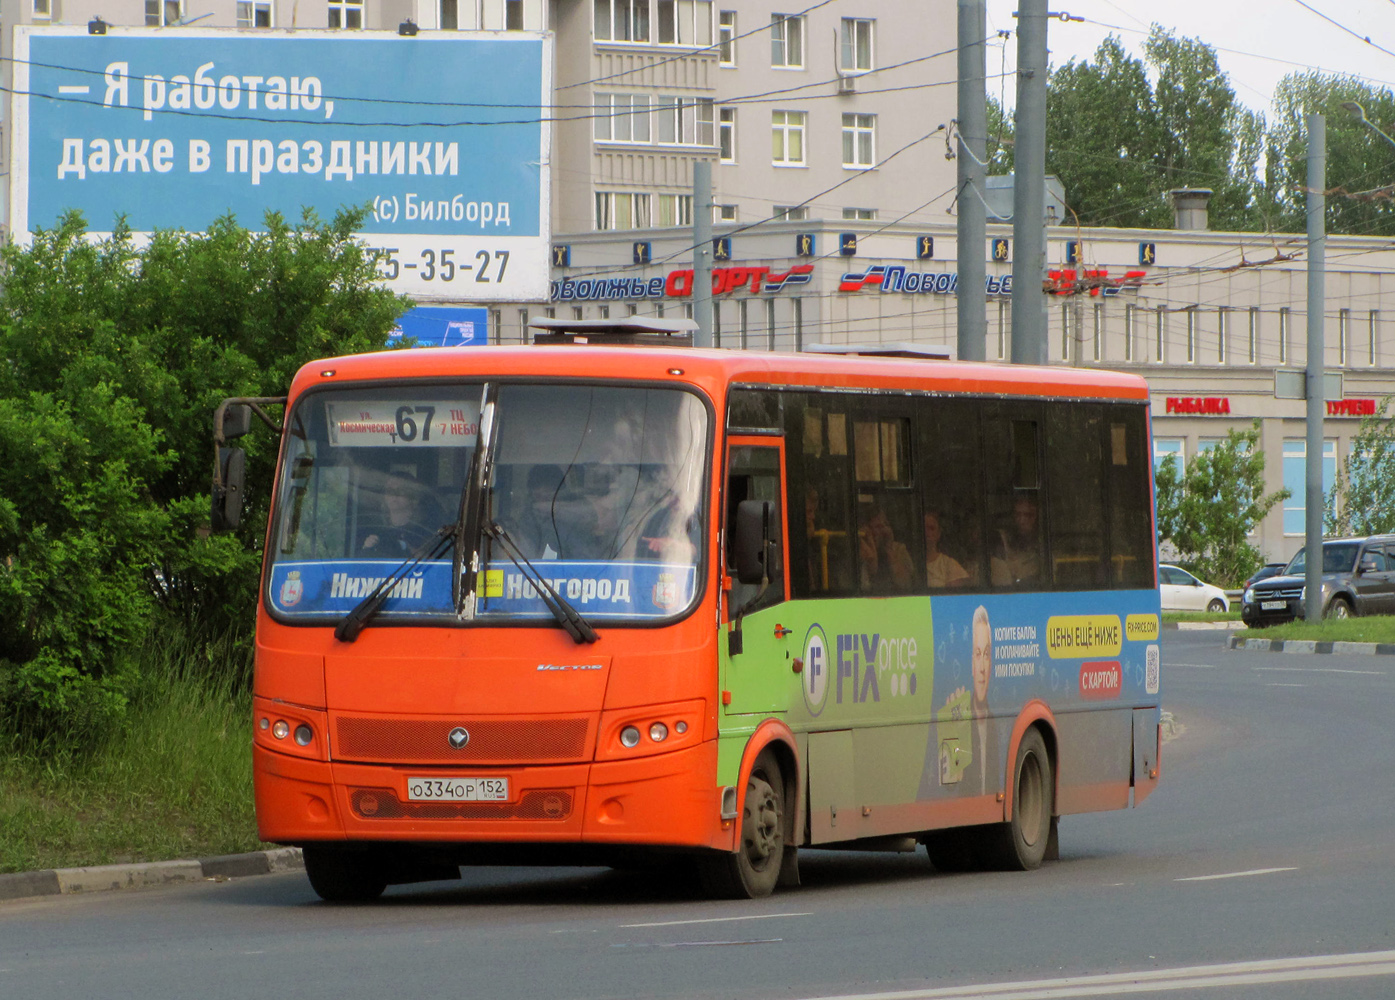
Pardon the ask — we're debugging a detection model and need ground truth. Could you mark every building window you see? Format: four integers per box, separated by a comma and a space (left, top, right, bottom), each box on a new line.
146, 0, 184, 25
713, 302, 724, 348
441, 0, 459, 29
718, 204, 738, 221
658, 193, 693, 226
237, 0, 273, 25
1153, 439, 1184, 477
1124, 304, 1135, 362
327, 0, 361, 28
842, 207, 875, 220
774, 205, 808, 221
517, 308, 530, 344
657, 97, 714, 146
841, 113, 876, 168
997, 300, 1010, 359
573, 306, 585, 320
739, 299, 749, 348
1370, 310, 1380, 365
490, 308, 503, 344
657, 0, 712, 45
772, 110, 806, 165
1061, 303, 1073, 360
839, 18, 874, 72
1185, 309, 1196, 363
1282, 438, 1337, 535
719, 107, 736, 162
505, 0, 524, 29
718, 10, 737, 64
595, 192, 652, 230
594, 93, 652, 143
595, 0, 650, 42
1217, 307, 1229, 364
771, 14, 804, 68
1339, 307, 1350, 365
1155, 308, 1166, 363
33, 0, 52, 18
765, 298, 777, 350
1278, 307, 1289, 364
1248, 307, 1258, 364
793, 298, 803, 352
1093, 303, 1104, 361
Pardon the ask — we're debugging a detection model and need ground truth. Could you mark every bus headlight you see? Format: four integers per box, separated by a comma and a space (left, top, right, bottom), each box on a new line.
620, 726, 641, 748
293, 724, 313, 746
649, 722, 669, 742
272, 720, 290, 740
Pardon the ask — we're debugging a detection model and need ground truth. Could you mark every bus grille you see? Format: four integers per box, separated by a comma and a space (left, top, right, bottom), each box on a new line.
350, 788, 574, 821
333, 716, 590, 764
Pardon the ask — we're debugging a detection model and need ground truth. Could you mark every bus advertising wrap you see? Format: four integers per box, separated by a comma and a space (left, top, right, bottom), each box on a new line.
9, 27, 551, 300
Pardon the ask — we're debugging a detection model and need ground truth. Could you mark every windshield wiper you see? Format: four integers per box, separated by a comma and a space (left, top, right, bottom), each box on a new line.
334, 526, 455, 643
485, 522, 598, 645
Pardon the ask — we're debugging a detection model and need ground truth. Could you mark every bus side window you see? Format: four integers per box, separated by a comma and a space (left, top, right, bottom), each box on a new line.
984, 409, 1047, 590
1046, 404, 1107, 588
790, 401, 855, 596
725, 444, 785, 613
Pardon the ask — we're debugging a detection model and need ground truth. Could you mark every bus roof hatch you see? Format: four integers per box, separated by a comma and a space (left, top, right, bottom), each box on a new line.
529, 317, 698, 347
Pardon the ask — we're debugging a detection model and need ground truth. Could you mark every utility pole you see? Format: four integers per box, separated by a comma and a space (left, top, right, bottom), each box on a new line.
692, 159, 714, 348
1304, 114, 1325, 623
956, 0, 987, 362
1010, 0, 1047, 365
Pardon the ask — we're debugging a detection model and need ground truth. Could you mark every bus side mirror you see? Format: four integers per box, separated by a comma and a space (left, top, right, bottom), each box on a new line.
220, 403, 252, 441
734, 499, 773, 585
211, 447, 246, 531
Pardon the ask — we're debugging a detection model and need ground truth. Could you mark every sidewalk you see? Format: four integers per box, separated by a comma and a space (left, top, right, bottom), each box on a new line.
1228, 635, 1395, 655
0, 847, 303, 903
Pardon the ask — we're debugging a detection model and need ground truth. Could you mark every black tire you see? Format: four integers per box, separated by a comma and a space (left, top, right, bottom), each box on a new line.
1326, 597, 1354, 620
981, 728, 1053, 871
1206, 598, 1226, 613
303, 846, 388, 902
700, 751, 786, 898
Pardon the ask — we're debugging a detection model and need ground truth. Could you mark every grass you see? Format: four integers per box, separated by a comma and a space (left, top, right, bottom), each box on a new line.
1237, 615, 1395, 644
0, 628, 266, 875
1163, 610, 1241, 623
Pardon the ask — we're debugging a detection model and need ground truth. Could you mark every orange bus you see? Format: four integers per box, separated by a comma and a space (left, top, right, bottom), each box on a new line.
223, 321, 1162, 901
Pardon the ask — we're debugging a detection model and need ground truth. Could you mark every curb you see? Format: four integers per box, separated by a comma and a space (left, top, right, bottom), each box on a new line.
1227, 635, 1395, 655
0, 847, 302, 903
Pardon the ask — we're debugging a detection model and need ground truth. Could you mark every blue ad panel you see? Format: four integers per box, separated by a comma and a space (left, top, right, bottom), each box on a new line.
388, 306, 489, 347
267, 559, 696, 620
19, 30, 544, 237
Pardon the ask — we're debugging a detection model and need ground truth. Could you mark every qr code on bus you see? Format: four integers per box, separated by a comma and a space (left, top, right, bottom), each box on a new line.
1145, 644, 1160, 695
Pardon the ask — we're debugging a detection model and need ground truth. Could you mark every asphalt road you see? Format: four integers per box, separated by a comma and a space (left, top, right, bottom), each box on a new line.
3, 630, 1394, 1000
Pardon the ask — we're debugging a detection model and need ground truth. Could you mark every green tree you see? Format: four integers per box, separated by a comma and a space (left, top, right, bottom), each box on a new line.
1326, 398, 1395, 535
1265, 73, 1395, 237
1154, 422, 1289, 587
1044, 28, 1263, 231
0, 209, 407, 744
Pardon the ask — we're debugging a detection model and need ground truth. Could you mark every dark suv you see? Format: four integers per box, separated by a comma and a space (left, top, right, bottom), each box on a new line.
1241, 536, 1395, 626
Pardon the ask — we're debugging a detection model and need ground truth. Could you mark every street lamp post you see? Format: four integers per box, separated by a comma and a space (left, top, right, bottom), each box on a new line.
1341, 101, 1395, 152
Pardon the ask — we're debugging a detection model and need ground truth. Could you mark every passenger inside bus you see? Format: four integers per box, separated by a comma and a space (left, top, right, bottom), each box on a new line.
358, 472, 438, 556
924, 510, 971, 589
858, 502, 915, 592
990, 493, 1043, 587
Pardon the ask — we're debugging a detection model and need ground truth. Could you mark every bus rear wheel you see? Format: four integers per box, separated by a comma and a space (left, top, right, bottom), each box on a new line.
983, 728, 1053, 871
303, 846, 388, 902
701, 751, 785, 898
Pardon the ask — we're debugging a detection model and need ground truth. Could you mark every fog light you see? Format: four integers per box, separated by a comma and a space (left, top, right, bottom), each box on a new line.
272, 720, 290, 740
294, 724, 313, 746
675, 721, 688, 734
649, 722, 669, 742
620, 726, 641, 748
258, 717, 270, 730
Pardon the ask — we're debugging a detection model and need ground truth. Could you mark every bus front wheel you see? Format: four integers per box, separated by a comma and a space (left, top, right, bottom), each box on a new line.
701, 751, 786, 898
303, 846, 388, 902
984, 728, 1054, 871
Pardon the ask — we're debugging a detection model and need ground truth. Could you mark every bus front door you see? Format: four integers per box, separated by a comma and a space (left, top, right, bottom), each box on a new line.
721, 438, 793, 718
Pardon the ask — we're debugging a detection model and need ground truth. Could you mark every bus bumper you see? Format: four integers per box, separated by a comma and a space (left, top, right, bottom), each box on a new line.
253, 740, 724, 849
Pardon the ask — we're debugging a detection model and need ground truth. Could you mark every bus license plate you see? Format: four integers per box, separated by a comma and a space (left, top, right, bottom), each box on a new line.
406, 777, 509, 801
1261, 600, 1287, 611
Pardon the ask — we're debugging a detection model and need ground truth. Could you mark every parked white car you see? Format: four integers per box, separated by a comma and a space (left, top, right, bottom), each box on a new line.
1159, 564, 1230, 612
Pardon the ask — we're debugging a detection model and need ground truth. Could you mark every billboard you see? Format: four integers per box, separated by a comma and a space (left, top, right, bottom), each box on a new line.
388, 306, 489, 347
8, 27, 551, 301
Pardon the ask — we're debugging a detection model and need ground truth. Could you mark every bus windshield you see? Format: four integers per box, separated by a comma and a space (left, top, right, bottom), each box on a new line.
265, 382, 708, 625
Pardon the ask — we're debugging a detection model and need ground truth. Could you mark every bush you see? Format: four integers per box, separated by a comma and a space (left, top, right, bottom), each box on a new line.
0, 209, 407, 747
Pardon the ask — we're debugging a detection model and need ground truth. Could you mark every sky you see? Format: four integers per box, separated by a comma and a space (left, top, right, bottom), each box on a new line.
984, 0, 1395, 118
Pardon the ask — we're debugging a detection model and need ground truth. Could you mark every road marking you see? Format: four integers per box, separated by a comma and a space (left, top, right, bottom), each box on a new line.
1252, 666, 1381, 675
1265, 682, 1307, 687
620, 912, 811, 928
1168, 663, 1216, 669
613, 938, 783, 948
1175, 867, 1297, 881
796, 949, 1395, 999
